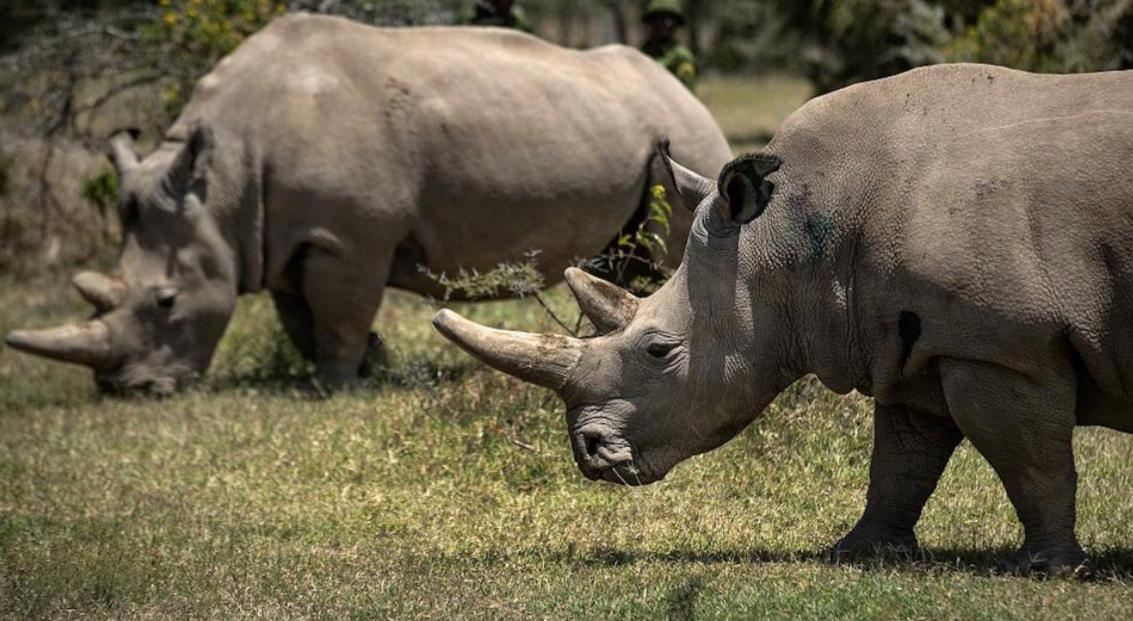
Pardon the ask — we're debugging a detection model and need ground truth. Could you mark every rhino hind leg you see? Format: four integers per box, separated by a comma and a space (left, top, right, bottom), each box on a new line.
831, 403, 963, 563
939, 358, 1086, 576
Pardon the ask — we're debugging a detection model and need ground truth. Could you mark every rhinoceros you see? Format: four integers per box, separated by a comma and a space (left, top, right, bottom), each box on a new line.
434, 63, 1133, 573
3, 13, 731, 394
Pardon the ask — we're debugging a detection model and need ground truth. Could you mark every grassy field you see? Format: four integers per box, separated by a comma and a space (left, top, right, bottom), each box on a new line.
3, 74, 1133, 620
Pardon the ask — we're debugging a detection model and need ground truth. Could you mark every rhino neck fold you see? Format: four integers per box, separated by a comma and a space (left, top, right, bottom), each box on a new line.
187, 127, 264, 295
778, 203, 870, 397
234, 141, 266, 294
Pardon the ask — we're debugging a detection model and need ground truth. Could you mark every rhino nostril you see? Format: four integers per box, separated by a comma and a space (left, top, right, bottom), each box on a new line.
584, 433, 601, 460
577, 428, 608, 462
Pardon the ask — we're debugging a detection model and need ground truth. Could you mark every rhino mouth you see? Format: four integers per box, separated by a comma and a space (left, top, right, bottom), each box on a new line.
95, 361, 197, 397
598, 462, 663, 486
570, 426, 662, 486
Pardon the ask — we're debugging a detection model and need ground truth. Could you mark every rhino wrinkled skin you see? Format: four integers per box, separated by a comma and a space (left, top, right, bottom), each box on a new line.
435, 64, 1133, 574
4, 14, 731, 393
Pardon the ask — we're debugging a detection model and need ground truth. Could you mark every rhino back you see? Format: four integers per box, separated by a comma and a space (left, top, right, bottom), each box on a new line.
166, 14, 730, 289
758, 64, 1133, 420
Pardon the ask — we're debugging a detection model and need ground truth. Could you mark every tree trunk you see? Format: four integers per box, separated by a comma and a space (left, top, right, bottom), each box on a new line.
685, 0, 703, 56
601, 0, 628, 43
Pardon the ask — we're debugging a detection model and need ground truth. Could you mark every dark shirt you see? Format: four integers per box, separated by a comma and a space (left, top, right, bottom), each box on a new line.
459, 2, 534, 33
641, 38, 698, 91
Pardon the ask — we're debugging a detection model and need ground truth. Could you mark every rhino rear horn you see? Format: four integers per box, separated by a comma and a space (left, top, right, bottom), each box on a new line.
658, 139, 715, 211
564, 267, 638, 334
432, 309, 581, 391
5, 320, 116, 370
73, 271, 126, 312
108, 129, 140, 175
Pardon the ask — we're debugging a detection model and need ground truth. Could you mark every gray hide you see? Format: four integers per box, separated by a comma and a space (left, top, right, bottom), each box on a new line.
4, 13, 732, 393
434, 63, 1133, 574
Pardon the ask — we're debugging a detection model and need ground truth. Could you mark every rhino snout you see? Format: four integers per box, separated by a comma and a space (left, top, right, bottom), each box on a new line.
572, 425, 637, 483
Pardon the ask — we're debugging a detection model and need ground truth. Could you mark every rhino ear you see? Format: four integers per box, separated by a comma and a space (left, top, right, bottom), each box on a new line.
167, 123, 214, 193
107, 128, 141, 176
717, 153, 781, 225
657, 139, 714, 211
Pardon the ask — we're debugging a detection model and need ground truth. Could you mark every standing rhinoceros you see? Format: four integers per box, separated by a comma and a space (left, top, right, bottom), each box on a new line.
4, 13, 731, 394
434, 63, 1133, 574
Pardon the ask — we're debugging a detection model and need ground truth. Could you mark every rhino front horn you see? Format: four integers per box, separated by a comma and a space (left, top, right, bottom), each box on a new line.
73, 271, 126, 312
432, 309, 581, 391
564, 267, 638, 334
5, 321, 116, 369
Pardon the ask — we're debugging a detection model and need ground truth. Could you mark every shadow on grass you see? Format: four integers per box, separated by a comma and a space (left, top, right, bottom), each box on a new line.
910, 545, 1133, 582
666, 575, 703, 621
450, 545, 1133, 582
200, 357, 484, 396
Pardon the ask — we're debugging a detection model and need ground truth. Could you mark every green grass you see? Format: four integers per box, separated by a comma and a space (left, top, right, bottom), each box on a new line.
3, 75, 1133, 619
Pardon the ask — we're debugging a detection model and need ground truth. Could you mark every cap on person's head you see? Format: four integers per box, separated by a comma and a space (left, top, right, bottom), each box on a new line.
642, 0, 685, 25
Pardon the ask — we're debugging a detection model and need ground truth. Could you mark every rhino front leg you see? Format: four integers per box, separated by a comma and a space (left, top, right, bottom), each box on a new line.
302, 247, 392, 390
832, 402, 963, 561
939, 358, 1085, 575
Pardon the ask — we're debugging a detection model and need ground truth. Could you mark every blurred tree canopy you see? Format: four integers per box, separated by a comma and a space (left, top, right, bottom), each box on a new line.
4, 0, 1133, 139
757, 0, 1133, 93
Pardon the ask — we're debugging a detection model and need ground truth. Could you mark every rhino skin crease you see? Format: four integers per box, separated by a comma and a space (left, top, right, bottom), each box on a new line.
435, 63, 1133, 575
4, 13, 732, 393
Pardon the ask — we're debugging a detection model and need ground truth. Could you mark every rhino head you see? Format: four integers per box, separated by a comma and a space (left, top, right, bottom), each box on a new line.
5, 127, 241, 395
435, 147, 803, 484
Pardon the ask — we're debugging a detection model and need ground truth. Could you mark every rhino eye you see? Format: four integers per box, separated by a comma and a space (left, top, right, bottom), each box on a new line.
646, 342, 678, 358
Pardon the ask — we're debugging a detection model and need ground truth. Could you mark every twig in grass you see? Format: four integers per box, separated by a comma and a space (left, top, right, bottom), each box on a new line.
531, 291, 577, 336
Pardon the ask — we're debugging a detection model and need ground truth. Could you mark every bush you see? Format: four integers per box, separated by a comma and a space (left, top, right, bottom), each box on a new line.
945, 0, 1069, 70
769, 0, 951, 94
151, 0, 287, 113
79, 166, 117, 217
943, 0, 1133, 72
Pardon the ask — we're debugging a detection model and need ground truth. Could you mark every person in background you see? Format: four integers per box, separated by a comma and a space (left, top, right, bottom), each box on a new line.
460, 0, 534, 34
640, 0, 697, 92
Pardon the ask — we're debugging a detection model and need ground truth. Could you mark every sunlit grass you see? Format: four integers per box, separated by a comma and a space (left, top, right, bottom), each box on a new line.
3, 272, 1133, 619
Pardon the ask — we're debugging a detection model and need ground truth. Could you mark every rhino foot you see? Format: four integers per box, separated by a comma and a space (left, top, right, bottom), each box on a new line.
995, 545, 1089, 578
828, 530, 921, 564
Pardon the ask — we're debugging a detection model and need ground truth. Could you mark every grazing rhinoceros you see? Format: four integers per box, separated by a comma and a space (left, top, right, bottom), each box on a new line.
434, 63, 1133, 574
3, 13, 731, 394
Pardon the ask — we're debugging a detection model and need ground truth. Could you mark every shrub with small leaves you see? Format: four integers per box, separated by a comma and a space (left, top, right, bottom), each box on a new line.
80, 167, 118, 217
423, 186, 677, 336
150, 0, 287, 114
0, 152, 12, 198
582, 184, 675, 295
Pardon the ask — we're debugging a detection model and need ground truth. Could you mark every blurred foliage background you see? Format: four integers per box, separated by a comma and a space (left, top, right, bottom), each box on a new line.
0, 0, 1131, 276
